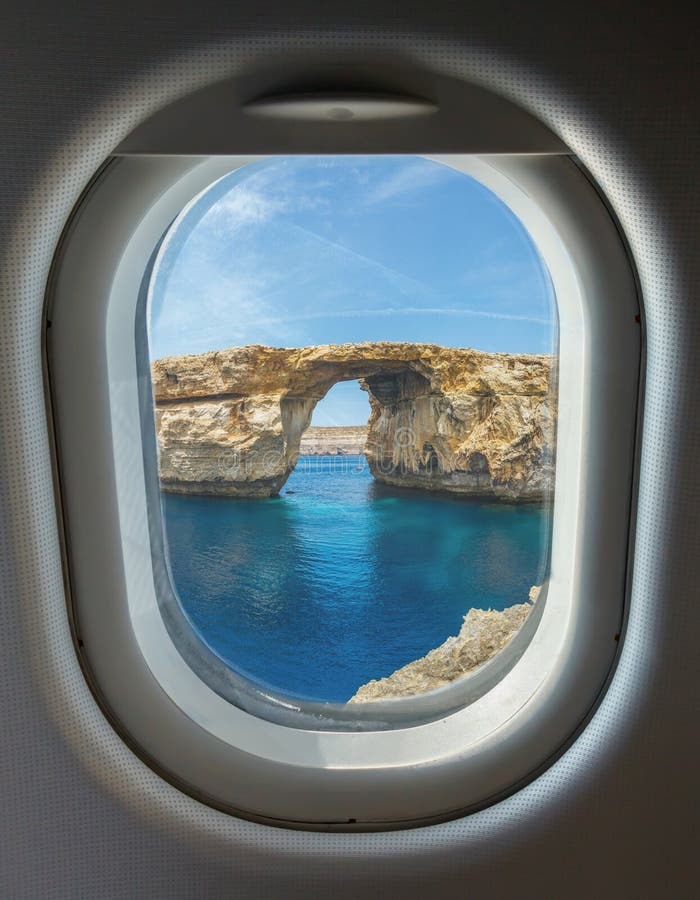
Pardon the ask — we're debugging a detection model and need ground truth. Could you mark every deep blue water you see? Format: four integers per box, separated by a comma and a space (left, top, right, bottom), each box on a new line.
161, 455, 551, 702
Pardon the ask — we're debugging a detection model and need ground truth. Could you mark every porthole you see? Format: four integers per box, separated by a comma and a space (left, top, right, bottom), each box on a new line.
142, 154, 557, 728
45, 71, 641, 828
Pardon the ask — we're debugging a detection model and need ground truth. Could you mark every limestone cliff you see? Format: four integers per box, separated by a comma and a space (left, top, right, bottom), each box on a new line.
152, 342, 556, 498
299, 426, 367, 456
348, 585, 541, 702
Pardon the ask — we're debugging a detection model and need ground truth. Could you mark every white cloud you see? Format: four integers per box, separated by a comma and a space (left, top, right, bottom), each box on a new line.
282, 220, 432, 298
364, 160, 451, 206
149, 157, 554, 359
252, 305, 552, 329
203, 186, 282, 235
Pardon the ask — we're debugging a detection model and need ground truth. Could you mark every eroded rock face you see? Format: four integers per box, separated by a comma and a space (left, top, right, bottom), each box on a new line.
152, 342, 556, 498
348, 585, 541, 702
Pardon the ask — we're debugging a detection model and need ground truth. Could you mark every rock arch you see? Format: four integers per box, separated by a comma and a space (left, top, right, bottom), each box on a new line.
152, 342, 556, 500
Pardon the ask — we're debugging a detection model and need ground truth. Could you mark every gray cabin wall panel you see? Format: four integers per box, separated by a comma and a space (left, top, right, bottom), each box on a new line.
0, 3, 698, 897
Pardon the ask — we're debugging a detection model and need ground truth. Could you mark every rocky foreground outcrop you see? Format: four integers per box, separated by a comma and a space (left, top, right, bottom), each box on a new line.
299, 426, 367, 456
348, 586, 541, 702
152, 342, 556, 498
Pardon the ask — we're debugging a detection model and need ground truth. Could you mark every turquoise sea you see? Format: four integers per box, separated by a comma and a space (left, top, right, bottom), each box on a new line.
161, 455, 551, 702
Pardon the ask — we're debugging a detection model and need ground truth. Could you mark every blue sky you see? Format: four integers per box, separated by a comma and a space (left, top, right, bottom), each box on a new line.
149, 156, 556, 425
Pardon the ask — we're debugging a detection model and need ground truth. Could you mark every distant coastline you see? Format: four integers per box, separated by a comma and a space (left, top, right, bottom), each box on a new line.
298, 425, 367, 456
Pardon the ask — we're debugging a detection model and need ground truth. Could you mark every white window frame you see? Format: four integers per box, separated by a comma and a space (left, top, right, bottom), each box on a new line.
46, 148, 640, 828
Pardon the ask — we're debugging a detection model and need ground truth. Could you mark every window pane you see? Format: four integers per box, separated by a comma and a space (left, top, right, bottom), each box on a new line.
147, 156, 557, 704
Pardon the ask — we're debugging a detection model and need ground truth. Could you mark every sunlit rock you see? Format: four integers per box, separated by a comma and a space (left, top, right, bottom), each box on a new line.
348, 585, 542, 702
151, 342, 556, 499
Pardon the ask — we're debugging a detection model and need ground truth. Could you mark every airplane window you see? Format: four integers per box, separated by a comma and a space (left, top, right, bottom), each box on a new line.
46, 139, 638, 826
143, 156, 558, 715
